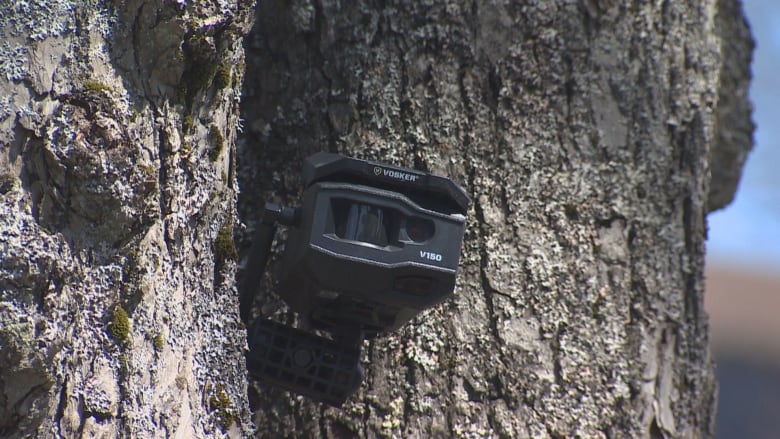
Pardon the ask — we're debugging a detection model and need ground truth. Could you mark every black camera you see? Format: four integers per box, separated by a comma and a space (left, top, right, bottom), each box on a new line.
240, 153, 469, 405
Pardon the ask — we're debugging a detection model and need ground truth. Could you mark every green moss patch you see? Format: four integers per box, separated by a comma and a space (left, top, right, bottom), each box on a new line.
213, 64, 231, 90
208, 124, 225, 161
83, 80, 112, 94
153, 333, 164, 351
110, 308, 131, 344
214, 222, 237, 262
183, 114, 193, 133
210, 386, 237, 430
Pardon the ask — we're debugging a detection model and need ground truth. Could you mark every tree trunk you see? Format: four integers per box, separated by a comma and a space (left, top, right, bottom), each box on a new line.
1, 0, 254, 437
238, 0, 752, 438
1, 0, 754, 438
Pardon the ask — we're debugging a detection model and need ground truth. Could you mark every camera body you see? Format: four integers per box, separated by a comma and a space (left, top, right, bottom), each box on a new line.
242, 152, 469, 405
276, 153, 469, 336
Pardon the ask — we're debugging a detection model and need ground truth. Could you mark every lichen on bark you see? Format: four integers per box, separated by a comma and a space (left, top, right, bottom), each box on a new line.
1, 0, 255, 437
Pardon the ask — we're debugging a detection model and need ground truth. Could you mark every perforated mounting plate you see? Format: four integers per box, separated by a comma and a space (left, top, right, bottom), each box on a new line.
246, 318, 363, 406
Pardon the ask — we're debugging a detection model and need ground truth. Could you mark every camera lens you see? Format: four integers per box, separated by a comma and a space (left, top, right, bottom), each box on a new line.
332, 200, 391, 246
405, 217, 434, 242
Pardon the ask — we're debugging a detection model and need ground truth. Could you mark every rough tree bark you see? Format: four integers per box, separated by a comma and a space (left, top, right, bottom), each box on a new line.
1, 0, 754, 438
1, 0, 254, 437
238, 0, 752, 438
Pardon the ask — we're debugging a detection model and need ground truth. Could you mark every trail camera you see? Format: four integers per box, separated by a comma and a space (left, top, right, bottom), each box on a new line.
240, 152, 469, 405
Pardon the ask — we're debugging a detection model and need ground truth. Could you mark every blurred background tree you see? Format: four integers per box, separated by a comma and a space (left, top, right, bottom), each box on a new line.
707, 1, 780, 437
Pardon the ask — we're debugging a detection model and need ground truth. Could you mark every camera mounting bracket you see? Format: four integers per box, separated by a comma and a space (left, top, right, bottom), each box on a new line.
239, 202, 297, 324
240, 202, 364, 406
